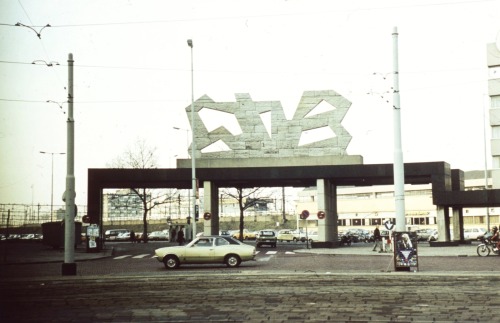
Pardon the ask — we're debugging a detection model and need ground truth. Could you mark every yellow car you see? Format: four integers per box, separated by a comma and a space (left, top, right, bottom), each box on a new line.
232, 229, 256, 240
154, 236, 256, 269
277, 229, 299, 242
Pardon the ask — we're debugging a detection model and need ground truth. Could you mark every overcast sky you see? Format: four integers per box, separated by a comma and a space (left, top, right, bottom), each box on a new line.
1, 0, 500, 207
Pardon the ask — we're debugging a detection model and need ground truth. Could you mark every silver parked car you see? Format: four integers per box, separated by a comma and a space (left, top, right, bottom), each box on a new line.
154, 236, 256, 269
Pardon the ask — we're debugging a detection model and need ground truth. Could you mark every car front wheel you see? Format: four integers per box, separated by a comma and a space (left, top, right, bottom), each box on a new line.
163, 255, 180, 269
225, 254, 241, 268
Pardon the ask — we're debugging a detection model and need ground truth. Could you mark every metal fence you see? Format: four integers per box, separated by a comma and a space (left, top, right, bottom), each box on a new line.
0, 204, 87, 228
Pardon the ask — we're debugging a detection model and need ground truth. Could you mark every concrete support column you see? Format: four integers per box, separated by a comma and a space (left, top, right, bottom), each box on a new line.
316, 179, 338, 247
203, 181, 219, 236
451, 207, 464, 241
436, 205, 450, 241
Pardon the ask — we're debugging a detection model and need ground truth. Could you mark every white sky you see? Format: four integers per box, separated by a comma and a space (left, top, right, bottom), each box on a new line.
1, 0, 500, 206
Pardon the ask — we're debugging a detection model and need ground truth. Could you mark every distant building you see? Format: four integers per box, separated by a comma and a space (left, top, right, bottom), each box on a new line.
295, 170, 498, 229
487, 42, 500, 188
102, 189, 144, 222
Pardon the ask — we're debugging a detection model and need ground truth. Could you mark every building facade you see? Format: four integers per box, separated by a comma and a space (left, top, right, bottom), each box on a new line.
295, 170, 498, 231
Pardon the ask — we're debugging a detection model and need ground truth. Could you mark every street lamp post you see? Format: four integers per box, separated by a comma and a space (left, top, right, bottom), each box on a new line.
188, 39, 197, 240
40, 151, 65, 222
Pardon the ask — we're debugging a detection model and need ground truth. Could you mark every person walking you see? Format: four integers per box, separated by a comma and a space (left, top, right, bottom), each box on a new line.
372, 226, 383, 252
130, 230, 135, 244
177, 226, 185, 246
171, 227, 177, 243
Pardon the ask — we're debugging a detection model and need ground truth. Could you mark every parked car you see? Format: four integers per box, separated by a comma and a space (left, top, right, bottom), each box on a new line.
148, 231, 169, 241
219, 230, 231, 237
154, 236, 256, 269
427, 229, 439, 241
291, 230, 307, 242
277, 229, 295, 242
416, 229, 434, 241
105, 229, 130, 241
232, 229, 256, 240
116, 232, 131, 241
464, 227, 487, 240
256, 230, 277, 248
306, 231, 318, 242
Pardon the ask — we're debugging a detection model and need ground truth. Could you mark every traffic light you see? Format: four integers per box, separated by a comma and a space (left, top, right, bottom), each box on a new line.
195, 205, 199, 221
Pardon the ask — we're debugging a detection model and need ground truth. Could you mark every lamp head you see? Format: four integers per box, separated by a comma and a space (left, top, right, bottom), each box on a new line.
187, 39, 193, 48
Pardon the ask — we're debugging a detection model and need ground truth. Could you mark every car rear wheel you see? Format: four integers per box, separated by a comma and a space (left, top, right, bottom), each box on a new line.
225, 254, 241, 268
163, 255, 180, 269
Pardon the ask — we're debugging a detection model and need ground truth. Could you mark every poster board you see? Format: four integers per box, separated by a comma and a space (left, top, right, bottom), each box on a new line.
393, 231, 418, 272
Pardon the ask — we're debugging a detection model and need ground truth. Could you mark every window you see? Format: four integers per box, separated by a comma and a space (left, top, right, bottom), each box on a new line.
195, 238, 213, 247
216, 238, 229, 246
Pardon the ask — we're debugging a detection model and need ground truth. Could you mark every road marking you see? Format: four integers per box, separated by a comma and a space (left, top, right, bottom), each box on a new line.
257, 256, 272, 262
132, 254, 150, 259
113, 251, 299, 260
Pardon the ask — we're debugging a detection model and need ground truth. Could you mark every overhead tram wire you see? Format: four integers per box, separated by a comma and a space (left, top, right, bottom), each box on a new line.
0, 0, 496, 30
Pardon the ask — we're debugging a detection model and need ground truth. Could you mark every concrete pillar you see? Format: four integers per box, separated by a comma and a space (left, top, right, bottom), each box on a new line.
316, 179, 338, 247
203, 181, 219, 236
451, 207, 464, 241
436, 205, 450, 241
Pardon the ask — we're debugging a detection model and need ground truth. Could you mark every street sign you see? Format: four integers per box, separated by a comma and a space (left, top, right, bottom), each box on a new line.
384, 220, 394, 231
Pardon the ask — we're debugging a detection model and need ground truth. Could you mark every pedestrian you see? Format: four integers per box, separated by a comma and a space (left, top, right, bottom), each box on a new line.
177, 226, 185, 246
372, 225, 383, 252
130, 230, 135, 243
171, 227, 177, 243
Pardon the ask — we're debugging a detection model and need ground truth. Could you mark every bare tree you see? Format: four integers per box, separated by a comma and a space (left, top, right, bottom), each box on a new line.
222, 187, 274, 241
108, 139, 177, 243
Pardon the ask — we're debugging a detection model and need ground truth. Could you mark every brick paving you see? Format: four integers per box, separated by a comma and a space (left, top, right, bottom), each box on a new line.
1, 273, 498, 322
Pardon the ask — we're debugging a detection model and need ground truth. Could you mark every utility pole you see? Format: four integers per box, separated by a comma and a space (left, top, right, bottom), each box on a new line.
188, 39, 197, 240
62, 53, 76, 276
392, 27, 406, 232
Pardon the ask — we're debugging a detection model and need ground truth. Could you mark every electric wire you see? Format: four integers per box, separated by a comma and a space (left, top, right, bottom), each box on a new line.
0, 0, 496, 29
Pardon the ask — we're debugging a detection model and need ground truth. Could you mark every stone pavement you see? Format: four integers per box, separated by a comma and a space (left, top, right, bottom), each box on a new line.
1, 271, 499, 322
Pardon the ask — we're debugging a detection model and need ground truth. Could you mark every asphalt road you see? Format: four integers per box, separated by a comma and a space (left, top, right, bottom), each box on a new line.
1, 240, 499, 277
1, 241, 499, 322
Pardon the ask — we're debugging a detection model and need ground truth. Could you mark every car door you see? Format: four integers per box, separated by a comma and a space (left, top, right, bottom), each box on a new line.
184, 237, 215, 263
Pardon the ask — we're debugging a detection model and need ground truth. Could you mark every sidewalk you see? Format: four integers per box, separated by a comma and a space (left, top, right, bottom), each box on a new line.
0, 241, 113, 265
296, 241, 481, 257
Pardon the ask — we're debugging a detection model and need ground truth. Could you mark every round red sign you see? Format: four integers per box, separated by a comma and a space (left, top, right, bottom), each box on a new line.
203, 212, 211, 221
317, 211, 326, 219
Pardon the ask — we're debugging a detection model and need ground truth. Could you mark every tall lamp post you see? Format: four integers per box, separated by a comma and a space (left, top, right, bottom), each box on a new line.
188, 39, 197, 240
392, 27, 406, 232
40, 151, 65, 222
